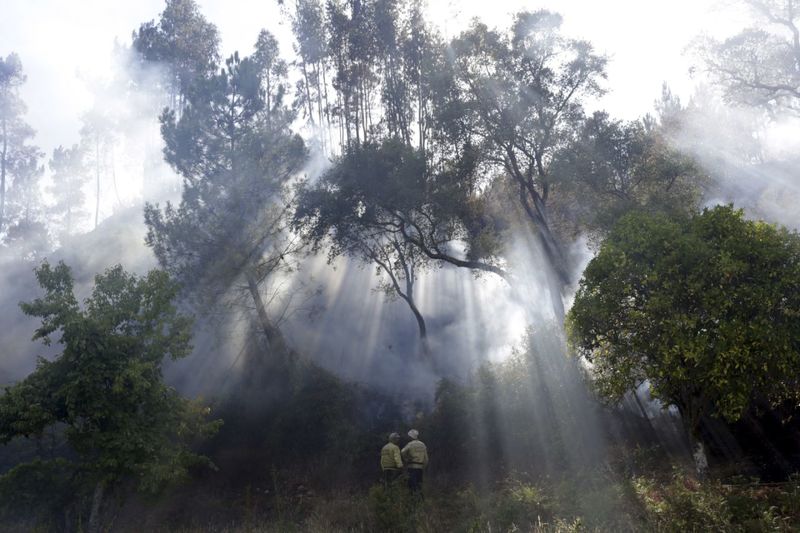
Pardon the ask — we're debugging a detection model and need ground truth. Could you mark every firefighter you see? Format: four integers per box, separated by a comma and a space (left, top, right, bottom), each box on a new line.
380, 432, 403, 487
401, 429, 428, 494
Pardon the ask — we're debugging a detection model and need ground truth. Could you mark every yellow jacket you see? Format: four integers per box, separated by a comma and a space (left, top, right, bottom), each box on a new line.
401, 439, 428, 469
380, 442, 403, 470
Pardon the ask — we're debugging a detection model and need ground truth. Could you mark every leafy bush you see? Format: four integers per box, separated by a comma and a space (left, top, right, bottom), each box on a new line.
633, 471, 800, 532
490, 476, 554, 530
367, 482, 415, 532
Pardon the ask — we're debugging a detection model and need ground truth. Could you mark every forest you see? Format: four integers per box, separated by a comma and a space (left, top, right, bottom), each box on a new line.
1, 0, 800, 531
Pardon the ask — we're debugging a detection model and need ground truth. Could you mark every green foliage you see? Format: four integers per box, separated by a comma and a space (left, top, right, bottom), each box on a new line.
295, 137, 508, 340
490, 477, 554, 530
0, 261, 220, 516
633, 471, 800, 532
145, 46, 307, 350
268, 365, 360, 463
0, 458, 78, 523
444, 10, 608, 280
132, 0, 220, 102
368, 482, 415, 532
551, 111, 704, 236
568, 206, 800, 433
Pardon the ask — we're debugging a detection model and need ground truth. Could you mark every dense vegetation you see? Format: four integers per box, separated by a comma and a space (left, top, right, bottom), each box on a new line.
1, 0, 800, 530
568, 206, 800, 472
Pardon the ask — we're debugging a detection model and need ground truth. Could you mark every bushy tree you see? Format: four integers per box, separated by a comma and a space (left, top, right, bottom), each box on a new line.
295, 138, 508, 351
445, 11, 607, 285
551, 111, 704, 235
0, 261, 220, 531
568, 206, 800, 454
295, 139, 431, 346
145, 51, 307, 358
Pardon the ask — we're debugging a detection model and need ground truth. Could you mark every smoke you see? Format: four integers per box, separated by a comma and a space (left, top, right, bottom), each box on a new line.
667, 89, 800, 229
0, 36, 180, 383
5, 0, 790, 424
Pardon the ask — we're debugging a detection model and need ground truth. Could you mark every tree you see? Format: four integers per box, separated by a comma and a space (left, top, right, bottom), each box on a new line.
295, 138, 509, 352
286, 0, 330, 147
550, 111, 704, 235
78, 108, 116, 229
145, 52, 307, 359
567, 206, 800, 470
253, 29, 289, 126
132, 0, 220, 108
2, 149, 46, 259
48, 144, 90, 237
0, 53, 41, 234
695, 0, 800, 114
295, 139, 431, 348
444, 11, 606, 287
0, 261, 220, 531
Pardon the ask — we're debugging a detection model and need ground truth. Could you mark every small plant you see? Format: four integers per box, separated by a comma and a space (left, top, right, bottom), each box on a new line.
490, 476, 554, 530
368, 482, 414, 532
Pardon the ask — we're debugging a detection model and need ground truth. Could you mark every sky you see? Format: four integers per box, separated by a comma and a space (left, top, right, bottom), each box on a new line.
2, 0, 748, 164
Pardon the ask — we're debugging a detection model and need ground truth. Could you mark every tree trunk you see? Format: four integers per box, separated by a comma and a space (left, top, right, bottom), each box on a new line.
407, 293, 427, 342
314, 63, 325, 154
320, 60, 334, 151
300, 60, 315, 130
244, 268, 288, 360
1, 118, 7, 229
111, 145, 121, 207
681, 408, 709, 478
691, 436, 709, 479
87, 481, 105, 533
94, 138, 100, 229
397, 288, 429, 359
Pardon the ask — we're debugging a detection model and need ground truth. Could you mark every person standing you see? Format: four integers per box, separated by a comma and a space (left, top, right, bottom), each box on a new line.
401, 429, 428, 495
380, 432, 403, 487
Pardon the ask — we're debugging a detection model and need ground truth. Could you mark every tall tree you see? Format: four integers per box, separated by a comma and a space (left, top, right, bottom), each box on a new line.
253, 29, 289, 126
1, 149, 47, 260
296, 139, 431, 347
288, 0, 329, 145
132, 0, 220, 108
401, 0, 440, 151
145, 52, 307, 360
48, 144, 90, 237
445, 11, 607, 287
79, 108, 116, 229
0, 53, 40, 234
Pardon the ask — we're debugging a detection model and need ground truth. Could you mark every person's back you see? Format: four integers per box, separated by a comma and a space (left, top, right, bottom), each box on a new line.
401, 429, 428, 494
401, 439, 428, 469
380, 433, 403, 486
